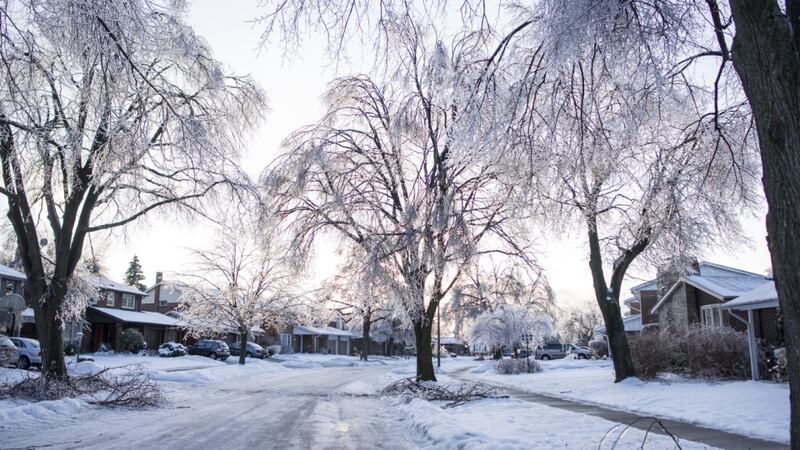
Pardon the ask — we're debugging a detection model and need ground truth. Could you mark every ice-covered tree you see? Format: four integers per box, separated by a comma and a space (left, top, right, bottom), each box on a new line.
0, 0, 265, 377
124, 256, 146, 292
469, 304, 553, 355
179, 222, 296, 365
558, 303, 603, 347
325, 251, 400, 361
265, 19, 534, 381
446, 258, 553, 340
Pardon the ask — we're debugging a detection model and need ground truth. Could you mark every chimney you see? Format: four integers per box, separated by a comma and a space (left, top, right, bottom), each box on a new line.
154, 272, 163, 306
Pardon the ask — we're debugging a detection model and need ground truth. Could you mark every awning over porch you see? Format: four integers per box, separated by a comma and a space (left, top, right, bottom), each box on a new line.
293, 325, 359, 337
90, 306, 179, 327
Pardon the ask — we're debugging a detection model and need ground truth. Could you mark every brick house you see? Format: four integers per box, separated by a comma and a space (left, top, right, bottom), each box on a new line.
82, 274, 183, 352
649, 262, 777, 343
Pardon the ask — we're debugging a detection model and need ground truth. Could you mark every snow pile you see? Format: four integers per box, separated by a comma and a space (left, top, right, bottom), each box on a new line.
149, 359, 285, 384
469, 359, 789, 444
390, 396, 711, 449
0, 397, 85, 430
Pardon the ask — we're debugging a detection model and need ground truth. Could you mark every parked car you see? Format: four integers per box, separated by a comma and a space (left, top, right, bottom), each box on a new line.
566, 344, 593, 360
158, 342, 188, 358
229, 341, 268, 359
188, 340, 230, 360
9, 337, 42, 369
514, 349, 535, 359
0, 334, 19, 368
535, 342, 568, 360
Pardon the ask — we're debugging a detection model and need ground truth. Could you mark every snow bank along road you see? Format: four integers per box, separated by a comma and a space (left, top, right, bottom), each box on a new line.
0, 365, 418, 450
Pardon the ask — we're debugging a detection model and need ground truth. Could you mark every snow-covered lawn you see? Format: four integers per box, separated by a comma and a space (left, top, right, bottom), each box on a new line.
459, 357, 790, 444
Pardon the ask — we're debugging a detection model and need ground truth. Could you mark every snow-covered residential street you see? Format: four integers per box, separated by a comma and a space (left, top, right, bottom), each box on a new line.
1, 355, 788, 449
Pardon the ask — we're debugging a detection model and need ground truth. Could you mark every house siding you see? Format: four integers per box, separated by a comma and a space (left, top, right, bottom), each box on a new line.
639, 290, 659, 325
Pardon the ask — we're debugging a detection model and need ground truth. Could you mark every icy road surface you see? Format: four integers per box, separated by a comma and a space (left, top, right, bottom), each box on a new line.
0, 365, 415, 450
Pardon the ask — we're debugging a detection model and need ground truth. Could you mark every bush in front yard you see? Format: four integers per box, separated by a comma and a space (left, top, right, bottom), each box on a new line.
120, 329, 145, 353
495, 358, 541, 375
629, 325, 752, 380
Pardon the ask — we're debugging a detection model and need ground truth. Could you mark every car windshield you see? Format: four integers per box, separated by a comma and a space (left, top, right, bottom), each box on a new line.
26, 340, 39, 348
0, 336, 14, 347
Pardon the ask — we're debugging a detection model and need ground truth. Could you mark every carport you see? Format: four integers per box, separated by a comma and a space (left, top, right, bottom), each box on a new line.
722, 281, 779, 381
292, 325, 358, 355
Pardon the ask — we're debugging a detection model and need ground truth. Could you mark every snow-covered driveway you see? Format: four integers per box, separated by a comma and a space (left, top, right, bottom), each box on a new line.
0, 364, 416, 450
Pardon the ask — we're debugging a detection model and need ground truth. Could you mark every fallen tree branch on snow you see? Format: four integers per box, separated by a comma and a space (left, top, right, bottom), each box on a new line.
380, 377, 507, 408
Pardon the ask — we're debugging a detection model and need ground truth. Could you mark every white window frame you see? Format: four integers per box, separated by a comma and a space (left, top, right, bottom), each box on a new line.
701, 304, 724, 327
121, 293, 136, 310
104, 291, 113, 307
280, 333, 290, 347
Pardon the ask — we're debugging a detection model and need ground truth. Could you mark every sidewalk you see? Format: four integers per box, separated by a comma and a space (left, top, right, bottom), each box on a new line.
452, 370, 788, 449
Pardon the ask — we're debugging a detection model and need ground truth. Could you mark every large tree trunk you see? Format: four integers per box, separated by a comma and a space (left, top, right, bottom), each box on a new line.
587, 222, 637, 382
728, 2, 800, 446
34, 285, 68, 378
238, 329, 248, 365
361, 319, 371, 361
414, 320, 436, 381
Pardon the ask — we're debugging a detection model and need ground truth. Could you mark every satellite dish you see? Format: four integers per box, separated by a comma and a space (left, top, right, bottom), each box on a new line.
0, 293, 25, 312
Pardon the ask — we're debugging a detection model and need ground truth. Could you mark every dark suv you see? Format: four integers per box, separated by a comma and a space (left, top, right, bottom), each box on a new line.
188, 340, 230, 361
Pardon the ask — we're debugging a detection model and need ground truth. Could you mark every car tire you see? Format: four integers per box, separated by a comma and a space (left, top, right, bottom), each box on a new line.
17, 356, 30, 370
577, 354, 586, 360
246, 352, 252, 358
541, 354, 551, 360
210, 353, 217, 360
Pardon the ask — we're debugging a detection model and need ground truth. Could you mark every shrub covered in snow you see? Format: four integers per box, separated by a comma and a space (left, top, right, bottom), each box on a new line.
495, 358, 541, 375
588, 339, 608, 358
267, 345, 282, 356
119, 329, 145, 353
629, 325, 753, 380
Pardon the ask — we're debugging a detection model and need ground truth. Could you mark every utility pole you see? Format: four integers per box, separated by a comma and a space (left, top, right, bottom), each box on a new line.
437, 301, 441, 368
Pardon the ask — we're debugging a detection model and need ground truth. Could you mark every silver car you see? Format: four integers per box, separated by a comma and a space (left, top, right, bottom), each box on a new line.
566, 344, 594, 360
10, 337, 42, 370
0, 335, 19, 368
535, 342, 568, 360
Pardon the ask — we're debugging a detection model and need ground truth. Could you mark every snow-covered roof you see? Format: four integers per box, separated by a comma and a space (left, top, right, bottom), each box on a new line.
89, 275, 147, 296
595, 314, 641, 335
90, 306, 179, 326
143, 282, 186, 304
293, 325, 360, 337
0, 263, 25, 281
436, 337, 466, 345
630, 279, 657, 293
651, 275, 770, 314
722, 281, 779, 310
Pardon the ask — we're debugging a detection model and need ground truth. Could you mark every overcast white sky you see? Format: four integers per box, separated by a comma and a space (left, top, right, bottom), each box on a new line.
102, 2, 773, 310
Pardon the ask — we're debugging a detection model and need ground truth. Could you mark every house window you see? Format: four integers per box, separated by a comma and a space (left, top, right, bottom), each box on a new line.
159, 298, 168, 307
121, 293, 136, 310
103, 291, 113, 307
280, 334, 290, 347
701, 305, 724, 327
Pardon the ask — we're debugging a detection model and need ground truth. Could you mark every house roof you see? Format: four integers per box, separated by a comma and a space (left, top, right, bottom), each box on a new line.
90, 306, 179, 327
143, 282, 186, 305
595, 314, 642, 335
623, 297, 638, 306
722, 281, 779, 310
630, 279, 657, 293
0, 263, 26, 281
651, 274, 770, 314
293, 325, 360, 337
89, 275, 147, 296
436, 336, 466, 345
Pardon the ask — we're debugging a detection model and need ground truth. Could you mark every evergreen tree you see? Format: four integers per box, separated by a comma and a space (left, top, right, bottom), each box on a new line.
124, 256, 146, 292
